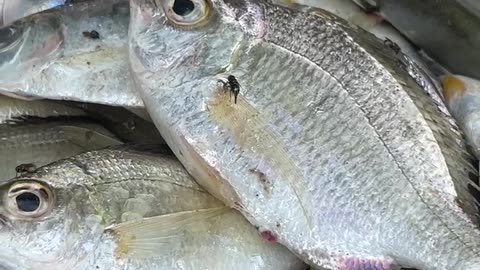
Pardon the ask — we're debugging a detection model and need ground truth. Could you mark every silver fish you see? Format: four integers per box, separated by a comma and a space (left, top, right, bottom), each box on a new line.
0, 0, 65, 27
129, 0, 480, 269
0, 145, 307, 270
0, 94, 86, 124
0, 116, 122, 181
352, 0, 480, 80
0, 0, 143, 107
441, 74, 480, 159
272, 0, 450, 116
273, 0, 419, 59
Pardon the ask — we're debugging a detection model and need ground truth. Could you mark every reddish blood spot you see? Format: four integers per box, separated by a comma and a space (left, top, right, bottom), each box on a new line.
367, 12, 384, 23
260, 230, 277, 243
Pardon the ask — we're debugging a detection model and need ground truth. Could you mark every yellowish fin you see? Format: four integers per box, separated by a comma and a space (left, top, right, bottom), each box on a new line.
107, 207, 229, 258
441, 75, 466, 103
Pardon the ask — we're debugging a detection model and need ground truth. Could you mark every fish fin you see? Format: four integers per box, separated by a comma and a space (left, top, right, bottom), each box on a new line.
107, 207, 229, 258
441, 75, 467, 103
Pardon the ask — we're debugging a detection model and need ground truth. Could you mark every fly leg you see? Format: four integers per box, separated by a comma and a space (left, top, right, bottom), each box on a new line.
232, 86, 239, 104
217, 78, 237, 104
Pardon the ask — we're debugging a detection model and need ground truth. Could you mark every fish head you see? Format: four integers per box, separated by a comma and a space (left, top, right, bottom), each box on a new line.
0, 10, 64, 88
129, 0, 271, 208
0, 162, 107, 270
129, 0, 268, 88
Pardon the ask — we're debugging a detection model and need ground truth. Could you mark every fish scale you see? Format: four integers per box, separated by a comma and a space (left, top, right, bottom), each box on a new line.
263, 0, 479, 223
0, 146, 307, 269
130, 0, 480, 269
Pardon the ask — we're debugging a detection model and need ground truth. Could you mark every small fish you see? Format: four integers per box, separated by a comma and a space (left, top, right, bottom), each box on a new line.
0, 116, 122, 181
352, 0, 480, 80
0, 145, 307, 270
0, 0, 143, 107
130, 0, 480, 269
0, 94, 86, 124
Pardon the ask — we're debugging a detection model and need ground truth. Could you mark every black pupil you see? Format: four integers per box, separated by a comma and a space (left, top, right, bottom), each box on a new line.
173, 0, 195, 16
16, 192, 40, 212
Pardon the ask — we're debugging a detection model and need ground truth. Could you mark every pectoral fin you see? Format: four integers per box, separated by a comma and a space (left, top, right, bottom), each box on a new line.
106, 207, 229, 258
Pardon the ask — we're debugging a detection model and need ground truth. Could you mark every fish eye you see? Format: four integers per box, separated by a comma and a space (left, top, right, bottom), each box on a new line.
16, 192, 40, 212
162, 0, 210, 26
4, 181, 54, 220
173, 0, 194, 16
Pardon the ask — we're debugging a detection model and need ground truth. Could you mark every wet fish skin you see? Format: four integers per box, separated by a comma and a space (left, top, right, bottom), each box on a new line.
441, 75, 480, 159
272, 0, 450, 116
0, 0, 143, 107
0, 145, 307, 270
130, 0, 480, 269
352, 0, 480, 80
0, 116, 122, 181
0, 0, 65, 27
273, 0, 418, 58
0, 95, 121, 181
0, 95, 86, 124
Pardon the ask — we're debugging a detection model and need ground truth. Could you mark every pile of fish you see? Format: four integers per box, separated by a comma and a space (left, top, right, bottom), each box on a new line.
1, 0, 480, 269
